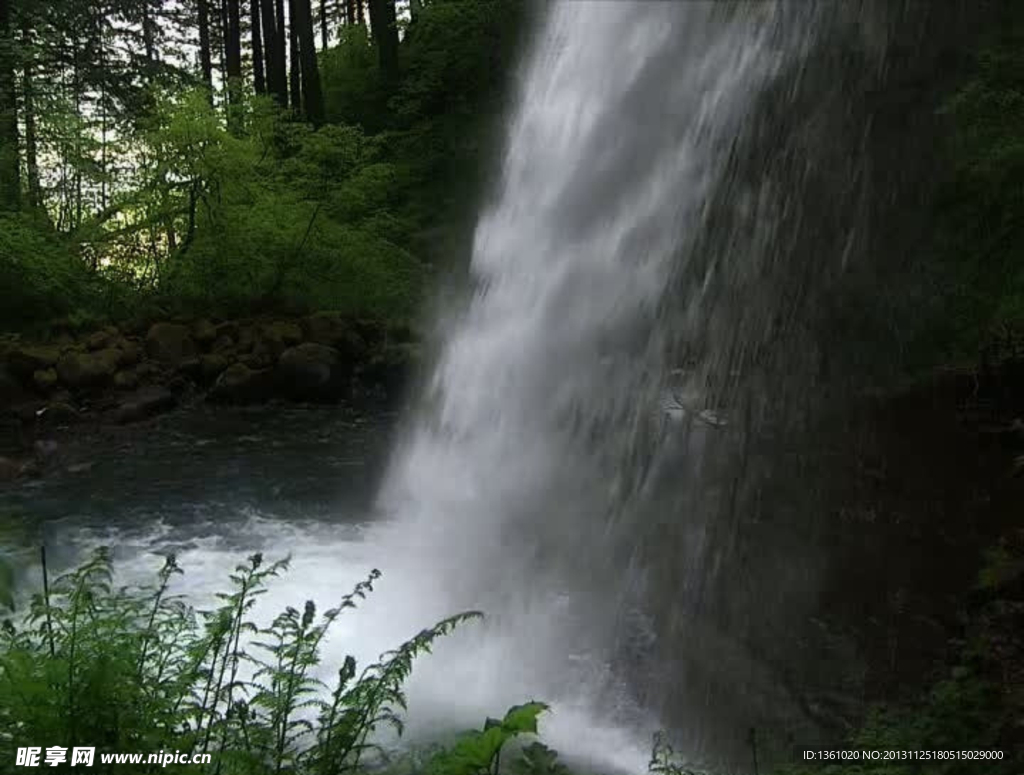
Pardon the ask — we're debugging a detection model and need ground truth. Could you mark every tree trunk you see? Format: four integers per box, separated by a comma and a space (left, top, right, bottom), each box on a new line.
197, 0, 214, 103
219, 0, 229, 90
355, 0, 363, 26
259, 0, 286, 105
251, 0, 266, 94
225, 0, 243, 132
367, 0, 397, 84
319, 0, 327, 49
0, 0, 19, 212
274, 0, 288, 104
295, 0, 324, 126
344, 0, 355, 26
20, 18, 40, 209
287, 0, 302, 114
141, 0, 157, 80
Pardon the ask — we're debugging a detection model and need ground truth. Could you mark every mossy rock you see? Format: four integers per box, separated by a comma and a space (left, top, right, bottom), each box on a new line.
7, 345, 61, 381
209, 363, 275, 404
32, 368, 58, 393
56, 349, 120, 389
146, 323, 197, 365
276, 343, 347, 401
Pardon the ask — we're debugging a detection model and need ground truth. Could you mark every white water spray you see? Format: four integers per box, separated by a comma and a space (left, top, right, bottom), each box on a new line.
363, 1, 816, 767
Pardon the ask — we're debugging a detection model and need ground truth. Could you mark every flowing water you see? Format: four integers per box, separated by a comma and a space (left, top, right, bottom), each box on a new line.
3, 2, 932, 772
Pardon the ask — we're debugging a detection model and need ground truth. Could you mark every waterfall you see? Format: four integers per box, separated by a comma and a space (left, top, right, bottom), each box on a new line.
369, 2, 833, 770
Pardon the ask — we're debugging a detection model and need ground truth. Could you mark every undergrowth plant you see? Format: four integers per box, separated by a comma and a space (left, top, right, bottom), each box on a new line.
0, 547, 697, 775
0, 548, 495, 774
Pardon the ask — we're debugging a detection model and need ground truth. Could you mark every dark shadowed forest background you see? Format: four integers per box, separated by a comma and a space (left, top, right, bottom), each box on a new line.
0, 1, 1023, 774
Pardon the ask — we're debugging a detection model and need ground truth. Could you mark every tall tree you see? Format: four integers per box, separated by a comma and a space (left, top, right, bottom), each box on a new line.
197, 0, 215, 102
319, 0, 327, 50
287, 0, 301, 113
218, 0, 229, 87
141, 0, 158, 80
225, 0, 243, 131
259, 0, 286, 105
0, 0, 20, 212
251, 0, 266, 94
344, 0, 355, 26
367, 0, 397, 84
274, 0, 288, 103
20, 17, 40, 209
295, 0, 323, 126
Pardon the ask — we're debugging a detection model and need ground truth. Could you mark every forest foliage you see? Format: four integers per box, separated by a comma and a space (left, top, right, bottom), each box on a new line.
913, 4, 1024, 367
0, 0, 525, 330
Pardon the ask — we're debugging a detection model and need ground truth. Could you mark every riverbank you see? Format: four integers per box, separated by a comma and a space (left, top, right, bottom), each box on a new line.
0, 313, 420, 480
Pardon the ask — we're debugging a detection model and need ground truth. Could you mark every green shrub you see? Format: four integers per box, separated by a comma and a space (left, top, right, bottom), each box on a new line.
0, 548, 484, 774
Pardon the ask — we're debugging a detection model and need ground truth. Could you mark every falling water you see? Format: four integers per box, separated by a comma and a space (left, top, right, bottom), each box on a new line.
369, 2, 827, 770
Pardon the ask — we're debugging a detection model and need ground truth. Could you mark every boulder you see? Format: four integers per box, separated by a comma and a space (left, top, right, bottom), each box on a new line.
199, 354, 229, 383
209, 363, 275, 404
86, 326, 119, 351
117, 339, 143, 366
146, 323, 197, 365
192, 318, 218, 348
215, 321, 239, 341
257, 320, 303, 359
276, 343, 347, 401
113, 370, 140, 391
236, 324, 256, 354
211, 334, 235, 354
353, 317, 387, 347
56, 348, 120, 388
13, 400, 45, 423
240, 352, 273, 370
177, 355, 224, 386
110, 386, 176, 424
38, 401, 79, 426
33, 368, 58, 393
0, 365, 33, 408
386, 320, 418, 345
167, 375, 190, 395
301, 312, 368, 361
32, 439, 60, 460
361, 343, 422, 395
177, 358, 203, 381
7, 345, 60, 381
135, 361, 164, 382
0, 456, 22, 482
